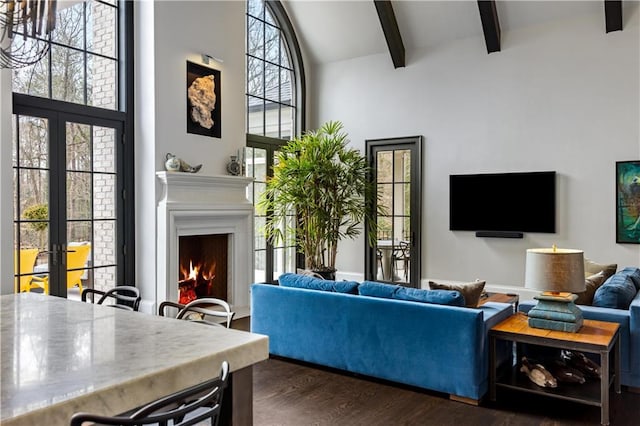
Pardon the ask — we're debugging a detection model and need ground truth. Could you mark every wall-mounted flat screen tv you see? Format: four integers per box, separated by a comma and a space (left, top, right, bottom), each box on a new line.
449, 171, 556, 233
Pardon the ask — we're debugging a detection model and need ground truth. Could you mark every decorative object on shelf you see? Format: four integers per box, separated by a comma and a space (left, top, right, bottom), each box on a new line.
186, 61, 221, 138
519, 357, 557, 388
524, 246, 585, 332
0, 0, 58, 69
561, 350, 601, 379
259, 121, 382, 278
549, 359, 586, 384
164, 153, 202, 173
226, 155, 241, 176
165, 153, 181, 172
616, 160, 640, 244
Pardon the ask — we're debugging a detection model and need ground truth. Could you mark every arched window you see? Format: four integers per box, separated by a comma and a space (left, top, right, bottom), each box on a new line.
246, 0, 304, 138
245, 0, 305, 283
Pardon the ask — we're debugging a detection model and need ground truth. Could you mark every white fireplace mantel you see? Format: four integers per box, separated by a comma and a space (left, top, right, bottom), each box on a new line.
156, 172, 254, 316
157, 172, 254, 205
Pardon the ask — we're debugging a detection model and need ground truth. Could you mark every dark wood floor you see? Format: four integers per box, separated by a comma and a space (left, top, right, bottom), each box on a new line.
234, 318, 640, 425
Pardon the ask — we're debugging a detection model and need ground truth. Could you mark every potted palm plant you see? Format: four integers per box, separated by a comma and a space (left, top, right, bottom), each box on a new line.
259, 120, 379, 280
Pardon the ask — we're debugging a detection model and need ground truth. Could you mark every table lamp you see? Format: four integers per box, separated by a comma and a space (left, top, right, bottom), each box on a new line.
524, 246, 585, 332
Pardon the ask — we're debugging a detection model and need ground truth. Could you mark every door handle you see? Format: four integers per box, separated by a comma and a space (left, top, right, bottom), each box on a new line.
41, 244, 59, 265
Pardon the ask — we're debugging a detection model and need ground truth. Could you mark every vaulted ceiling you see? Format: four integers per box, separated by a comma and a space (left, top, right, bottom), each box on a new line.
282, 1, 633, 66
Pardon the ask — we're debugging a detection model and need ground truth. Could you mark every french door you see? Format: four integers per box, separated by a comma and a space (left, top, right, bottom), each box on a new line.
365, 136, 422, 288
245, 135, 299, 284
13, 101, 127, 298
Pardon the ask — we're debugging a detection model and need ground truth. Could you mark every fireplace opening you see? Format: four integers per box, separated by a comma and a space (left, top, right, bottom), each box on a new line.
178, 234, 228, 304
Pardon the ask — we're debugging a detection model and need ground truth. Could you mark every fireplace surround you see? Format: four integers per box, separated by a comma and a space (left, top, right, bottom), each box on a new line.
156, 172, 254, 316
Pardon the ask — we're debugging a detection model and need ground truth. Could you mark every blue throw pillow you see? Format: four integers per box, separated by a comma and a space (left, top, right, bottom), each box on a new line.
278, 273, 359, 294
618, 267, 640, 291
593, 273, 637, 309
358, 281, 401, 298
393, 287, 466, 307
332, 280, 360, 294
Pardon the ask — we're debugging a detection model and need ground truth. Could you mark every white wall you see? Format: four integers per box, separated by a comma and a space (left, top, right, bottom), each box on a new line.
135, 1, 247, 310
0, 67, 13, 294
314, 6, 640, 293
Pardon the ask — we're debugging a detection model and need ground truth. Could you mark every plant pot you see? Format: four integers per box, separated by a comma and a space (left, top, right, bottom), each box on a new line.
312, 268, 336, 281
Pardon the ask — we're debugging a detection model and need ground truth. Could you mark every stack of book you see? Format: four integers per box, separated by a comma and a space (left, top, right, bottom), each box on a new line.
527, 294, 583, 332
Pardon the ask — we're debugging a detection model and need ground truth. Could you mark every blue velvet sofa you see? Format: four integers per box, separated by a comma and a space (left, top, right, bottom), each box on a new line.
251, 282, 513, 402
519, 287, 640, 388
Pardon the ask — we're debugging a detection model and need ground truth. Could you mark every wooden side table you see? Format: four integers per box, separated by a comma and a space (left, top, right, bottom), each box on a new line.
478, 292, 519, 311
489, 313, 621, 426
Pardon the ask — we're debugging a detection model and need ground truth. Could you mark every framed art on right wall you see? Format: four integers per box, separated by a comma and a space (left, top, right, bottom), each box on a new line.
616, 160, 640, 243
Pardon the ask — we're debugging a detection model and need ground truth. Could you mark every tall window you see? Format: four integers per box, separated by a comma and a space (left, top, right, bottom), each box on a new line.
245, 0, 305, 283
12, 0, 134, 298
12, 0, 120, 110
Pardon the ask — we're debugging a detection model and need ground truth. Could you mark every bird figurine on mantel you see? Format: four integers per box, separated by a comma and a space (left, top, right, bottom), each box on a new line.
165, 153, 202, 173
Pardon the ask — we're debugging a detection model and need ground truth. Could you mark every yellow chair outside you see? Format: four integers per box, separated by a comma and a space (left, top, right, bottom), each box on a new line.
14, 248, 39, 293
30, 244, 91, 295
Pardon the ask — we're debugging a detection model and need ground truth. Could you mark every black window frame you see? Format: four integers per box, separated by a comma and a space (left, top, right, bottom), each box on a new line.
365, 136, 422, 288
12, 0, 135, 294
246, 0, 306, 283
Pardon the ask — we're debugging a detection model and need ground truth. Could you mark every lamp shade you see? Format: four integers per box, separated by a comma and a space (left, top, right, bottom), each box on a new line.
524, 248, 585, 293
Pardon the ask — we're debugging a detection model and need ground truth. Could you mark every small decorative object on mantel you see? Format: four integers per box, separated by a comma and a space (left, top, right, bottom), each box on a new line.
165, 153, 202, 173
226, 155, 241, 176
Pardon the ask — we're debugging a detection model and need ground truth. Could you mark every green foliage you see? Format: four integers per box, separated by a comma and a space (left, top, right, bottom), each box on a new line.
22, 203, 48, 232
259, 121, 381, 271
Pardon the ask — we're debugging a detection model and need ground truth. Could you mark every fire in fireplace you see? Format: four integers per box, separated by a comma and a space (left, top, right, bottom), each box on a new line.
178, 234, 228, 304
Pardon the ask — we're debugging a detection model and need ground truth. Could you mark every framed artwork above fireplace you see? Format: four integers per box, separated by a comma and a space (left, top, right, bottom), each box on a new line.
186, 61, 221, 138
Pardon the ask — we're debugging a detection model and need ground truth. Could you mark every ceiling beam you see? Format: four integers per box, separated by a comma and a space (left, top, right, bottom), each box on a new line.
477, 1, 501, 54
604, 1, 623, 33
374, 1, 405, 68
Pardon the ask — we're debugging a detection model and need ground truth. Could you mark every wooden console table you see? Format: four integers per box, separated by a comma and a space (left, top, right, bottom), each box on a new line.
489, 313, 620, 425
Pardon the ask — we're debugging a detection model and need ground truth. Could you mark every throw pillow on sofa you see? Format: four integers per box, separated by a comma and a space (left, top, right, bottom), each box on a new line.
574, 271, 607, 306
584, 258, 617, 280
592, 273, 637, 310
359, 281, 401, 298
279, 273, 359, 294
617, 267, 640, 291
358, 281, 465, 307
428, 280, 486, 307
394, 287, 465, 307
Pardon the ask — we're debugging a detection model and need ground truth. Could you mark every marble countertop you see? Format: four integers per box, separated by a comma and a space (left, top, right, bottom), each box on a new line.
0, 293, 268, 426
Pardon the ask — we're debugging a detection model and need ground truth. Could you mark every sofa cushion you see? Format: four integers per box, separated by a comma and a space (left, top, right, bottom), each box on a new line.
574, 271, 607, 306
359, 281, 465, 306
617, 267, 640, 291
393, 287, 465, 307
359, 281, 401, 298
593, 273, 637, 309
428, 280, 486, 307
279, 273, 359, 294
584, 258, 617, 280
